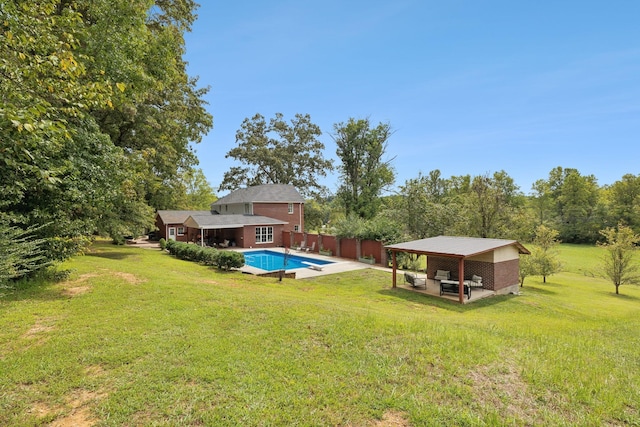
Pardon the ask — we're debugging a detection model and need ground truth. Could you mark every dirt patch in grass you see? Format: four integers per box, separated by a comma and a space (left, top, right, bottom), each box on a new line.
22, 317, 58, 348
112, 271, 145, 285
468, 359, 542, 424
62, 285, 91, 297
84, 365, 105, 377
59, 273, 100, 297
369, 410, 411, 426
48, 389, 107, 427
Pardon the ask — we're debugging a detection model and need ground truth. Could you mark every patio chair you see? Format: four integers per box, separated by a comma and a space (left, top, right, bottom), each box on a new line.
303, 242, 316, 253
218, 239, 230, 248
404, 272, 427, 289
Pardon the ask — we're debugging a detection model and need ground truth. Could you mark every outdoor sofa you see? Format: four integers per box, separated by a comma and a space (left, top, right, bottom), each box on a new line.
434, 270, 483, 300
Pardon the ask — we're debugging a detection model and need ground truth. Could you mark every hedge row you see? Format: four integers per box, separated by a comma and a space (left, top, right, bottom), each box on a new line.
163, 240, 244, 271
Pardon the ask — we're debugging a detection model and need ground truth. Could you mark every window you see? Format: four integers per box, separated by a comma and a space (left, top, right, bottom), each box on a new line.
244, 203, 251, 214
177, 227, 185, 236
294, 225, 300, 232
288, 203, 294, 214
255, 226, 274, 243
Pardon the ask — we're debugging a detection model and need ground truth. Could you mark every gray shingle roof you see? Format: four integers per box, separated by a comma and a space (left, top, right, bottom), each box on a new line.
212, 184, 304, 207
385, 235, 530, 257
184, 214, 287, 230
156, 210, 210, 224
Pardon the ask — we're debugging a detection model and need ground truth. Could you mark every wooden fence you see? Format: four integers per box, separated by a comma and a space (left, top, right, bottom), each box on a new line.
283, 231, 388, 266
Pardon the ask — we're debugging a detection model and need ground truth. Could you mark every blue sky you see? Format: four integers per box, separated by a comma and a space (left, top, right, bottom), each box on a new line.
183, 1, 640, 196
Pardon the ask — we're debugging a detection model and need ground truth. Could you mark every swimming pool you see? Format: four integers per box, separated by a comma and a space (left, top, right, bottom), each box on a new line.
243, 250, 334, 272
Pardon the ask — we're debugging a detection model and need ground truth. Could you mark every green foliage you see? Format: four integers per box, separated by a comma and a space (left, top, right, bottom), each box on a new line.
0, 219, 50, 287
333, 214, 367, 239
525, 225, 563, 283
0, 1, 208, 275
220, 113, 333, 198
604, 174, 640, 234
598, 223, 640, 294
460, 171, 524, 238
518, 253, 536, 286
215, 251, 245, 271
333, 118, 395, 219
164, 240, 243, 270
397, 171, 457, 239
159, 238, 167, 250
179, 168, 217, 210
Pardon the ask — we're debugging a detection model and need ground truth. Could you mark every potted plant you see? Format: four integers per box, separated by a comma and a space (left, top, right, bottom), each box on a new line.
319, 246, 332, 256
359, 254, 376, 265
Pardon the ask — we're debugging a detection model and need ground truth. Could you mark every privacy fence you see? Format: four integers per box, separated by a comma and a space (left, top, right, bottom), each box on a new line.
283, 231, 388, 266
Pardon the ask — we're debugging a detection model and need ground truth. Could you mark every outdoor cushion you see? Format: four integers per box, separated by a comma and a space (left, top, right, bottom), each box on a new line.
435, 270, 450, 280
472, 274, 482, 282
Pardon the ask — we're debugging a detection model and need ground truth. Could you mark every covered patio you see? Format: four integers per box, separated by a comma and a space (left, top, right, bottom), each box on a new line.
385, 236, 530, 304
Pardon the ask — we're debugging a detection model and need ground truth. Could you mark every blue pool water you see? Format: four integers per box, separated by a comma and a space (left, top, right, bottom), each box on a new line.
243, 250, 334, 272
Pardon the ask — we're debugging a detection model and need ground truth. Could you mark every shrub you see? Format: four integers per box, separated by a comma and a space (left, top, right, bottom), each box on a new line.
215, 251, 245, 271
200, 248, 218, 266
159, 238, 166, 250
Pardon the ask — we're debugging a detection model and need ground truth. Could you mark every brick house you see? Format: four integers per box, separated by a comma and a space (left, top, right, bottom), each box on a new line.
155, 210, 209, 242
155, 184, 304, 248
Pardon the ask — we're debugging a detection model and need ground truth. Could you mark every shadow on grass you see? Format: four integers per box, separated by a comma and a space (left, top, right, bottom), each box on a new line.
0, 281, 66, 303
595, 290, 640, 302
87, 251, 134, 260
378, 287, 516, 313
523, 286, 558, 295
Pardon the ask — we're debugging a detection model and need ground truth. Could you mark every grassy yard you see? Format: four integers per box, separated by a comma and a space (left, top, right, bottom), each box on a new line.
1, 242, 639, 426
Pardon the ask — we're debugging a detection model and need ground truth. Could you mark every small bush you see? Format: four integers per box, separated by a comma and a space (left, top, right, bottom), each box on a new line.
200, 248, 218, 266
216, 251, 245, 271
159, 238, 166, 250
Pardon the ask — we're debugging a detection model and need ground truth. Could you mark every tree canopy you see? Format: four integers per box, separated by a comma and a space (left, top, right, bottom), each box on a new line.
0, 0, 211, 280
220, 113, 333, 198
333, 118, 395, 219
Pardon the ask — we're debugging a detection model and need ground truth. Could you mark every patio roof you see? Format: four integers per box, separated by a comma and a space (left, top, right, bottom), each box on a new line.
385, 235, 530, 258
184, 214, 287, 230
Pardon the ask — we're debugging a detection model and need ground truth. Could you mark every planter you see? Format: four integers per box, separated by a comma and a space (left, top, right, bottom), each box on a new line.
319, 249, 332, 256
359, 257, 375, 265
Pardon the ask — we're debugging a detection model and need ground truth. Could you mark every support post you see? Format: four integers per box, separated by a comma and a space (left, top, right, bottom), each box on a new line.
392, 251, 397, 288
458, 258, 465, 304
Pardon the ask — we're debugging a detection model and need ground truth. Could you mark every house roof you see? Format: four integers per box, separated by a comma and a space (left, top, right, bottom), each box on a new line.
156, 210, 210, 224
212, 184, 304, 208
385, 235, 530, 257
184, 214, 287, 230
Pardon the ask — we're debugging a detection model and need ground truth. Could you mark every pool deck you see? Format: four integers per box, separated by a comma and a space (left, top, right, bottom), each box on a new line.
236, 248, 497, 303
237, 247, 373, 278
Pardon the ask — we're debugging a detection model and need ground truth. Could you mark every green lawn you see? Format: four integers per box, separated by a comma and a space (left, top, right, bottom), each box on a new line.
1, 242, 639, 426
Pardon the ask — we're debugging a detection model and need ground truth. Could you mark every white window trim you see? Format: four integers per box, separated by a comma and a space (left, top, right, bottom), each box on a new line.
255, 226, 274, 244
288, 203, 294, 214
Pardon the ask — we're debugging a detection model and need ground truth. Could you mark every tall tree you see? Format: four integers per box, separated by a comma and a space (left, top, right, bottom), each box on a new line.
333, 118, 395, 219
546, 167, 603, 243
180, 168, 217, 210
0, 1, 210, 275
220, 113, 333, 198
458, 171, 523, 238
80, 0, 213, 210
605, 174, 640, 234
398, 172, 455, 239
598, 223, 640, 295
